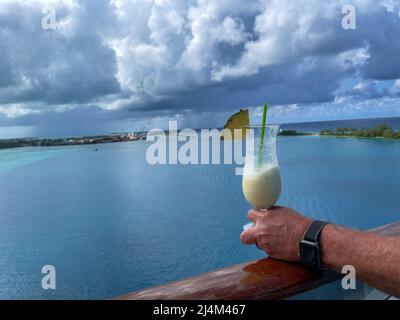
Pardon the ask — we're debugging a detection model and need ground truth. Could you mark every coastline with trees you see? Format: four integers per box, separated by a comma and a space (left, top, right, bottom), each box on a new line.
320, 124, 400, 140
1, 124, 399, 151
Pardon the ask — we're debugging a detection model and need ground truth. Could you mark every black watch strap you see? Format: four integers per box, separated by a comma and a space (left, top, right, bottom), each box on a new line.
303, 220, 328, 243
300, 220, 329, 270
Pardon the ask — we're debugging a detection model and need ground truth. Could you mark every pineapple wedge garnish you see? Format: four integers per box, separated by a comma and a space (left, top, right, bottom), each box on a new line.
221, 109, 249, 140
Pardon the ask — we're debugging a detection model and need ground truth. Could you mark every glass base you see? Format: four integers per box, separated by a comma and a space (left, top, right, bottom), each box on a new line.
243, 222, 255, 231
243, 208, 268, 231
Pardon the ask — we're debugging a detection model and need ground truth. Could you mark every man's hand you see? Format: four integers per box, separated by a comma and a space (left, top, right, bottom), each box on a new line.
240, 206, 312, 262
241, 207, 400, 297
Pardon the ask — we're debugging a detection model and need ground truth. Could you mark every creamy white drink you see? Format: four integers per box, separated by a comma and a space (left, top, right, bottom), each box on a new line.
242, 164, 281, 209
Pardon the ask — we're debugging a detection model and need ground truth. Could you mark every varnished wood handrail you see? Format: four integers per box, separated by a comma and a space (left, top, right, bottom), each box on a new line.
115, 221, 400, 300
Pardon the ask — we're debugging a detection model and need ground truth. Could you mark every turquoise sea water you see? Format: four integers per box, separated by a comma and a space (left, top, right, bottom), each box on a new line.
0, 148, 70, 175
0, 137, 399, 299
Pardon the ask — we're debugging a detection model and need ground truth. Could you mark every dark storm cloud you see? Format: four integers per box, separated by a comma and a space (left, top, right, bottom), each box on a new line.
362, 8, 400, 80
0, 0, 120, 107
0, 0, 400, 131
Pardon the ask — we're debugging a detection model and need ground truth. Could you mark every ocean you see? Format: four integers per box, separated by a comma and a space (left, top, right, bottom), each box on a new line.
0, 119, 399, 299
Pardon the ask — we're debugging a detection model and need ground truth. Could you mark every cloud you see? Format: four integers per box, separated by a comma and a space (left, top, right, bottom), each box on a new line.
0, 0, 400, 135
0, 0, 120, 107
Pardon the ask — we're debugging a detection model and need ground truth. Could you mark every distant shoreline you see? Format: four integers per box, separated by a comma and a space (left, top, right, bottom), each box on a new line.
1, 125, 399, 151
320, 124, 400, 140
0, 133, 146, 150
319, 134, 400, 141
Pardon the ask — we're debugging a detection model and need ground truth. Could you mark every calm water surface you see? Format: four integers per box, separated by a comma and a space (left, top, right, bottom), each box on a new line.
0, 136, 399, 299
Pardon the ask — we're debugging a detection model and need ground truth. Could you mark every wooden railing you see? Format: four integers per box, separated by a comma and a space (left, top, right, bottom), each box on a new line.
115, 221, 400, 300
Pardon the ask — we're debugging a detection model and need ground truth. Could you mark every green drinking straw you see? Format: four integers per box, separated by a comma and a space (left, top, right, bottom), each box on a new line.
257, 103, 268, 168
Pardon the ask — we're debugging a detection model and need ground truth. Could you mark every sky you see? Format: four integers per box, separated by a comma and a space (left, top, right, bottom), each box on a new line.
1, 0, 400, 138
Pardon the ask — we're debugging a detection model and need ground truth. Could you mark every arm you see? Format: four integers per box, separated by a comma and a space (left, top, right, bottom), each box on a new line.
321, 224, 400, 297
240, 207, 400, 297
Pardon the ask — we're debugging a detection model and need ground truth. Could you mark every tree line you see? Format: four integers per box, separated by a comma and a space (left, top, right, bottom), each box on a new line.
320, 124, 400, 139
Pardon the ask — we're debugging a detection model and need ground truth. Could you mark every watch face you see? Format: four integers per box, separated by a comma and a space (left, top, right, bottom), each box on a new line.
303, 245, 316, 265
300, 241, 320, 268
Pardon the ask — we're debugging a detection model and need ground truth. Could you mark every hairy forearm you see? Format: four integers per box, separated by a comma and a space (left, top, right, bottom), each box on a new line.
321, 224, 400, 297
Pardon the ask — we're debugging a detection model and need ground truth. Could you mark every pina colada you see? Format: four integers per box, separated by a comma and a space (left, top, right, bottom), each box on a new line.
242, 164, 281, 209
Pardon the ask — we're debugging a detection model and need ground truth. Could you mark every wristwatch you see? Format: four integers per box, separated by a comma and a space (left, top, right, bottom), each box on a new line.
300, 220, 329, 270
